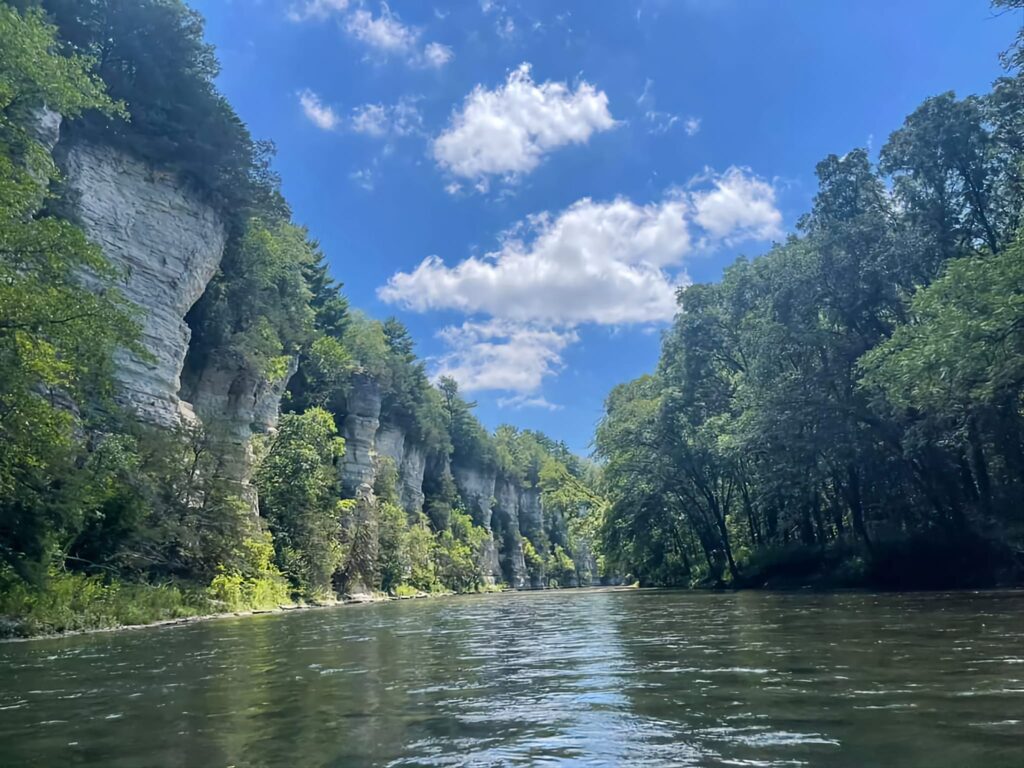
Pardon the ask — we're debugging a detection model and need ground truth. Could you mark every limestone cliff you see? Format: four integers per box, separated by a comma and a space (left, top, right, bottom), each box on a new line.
337, 375, 383, 497
56, 138, 293, 492
53, 137, 590, 589
59, 141, 227, 427
330, 375, 588, 589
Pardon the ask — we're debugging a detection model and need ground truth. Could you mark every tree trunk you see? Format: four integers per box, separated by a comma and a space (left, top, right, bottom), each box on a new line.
846, 465, 873, 553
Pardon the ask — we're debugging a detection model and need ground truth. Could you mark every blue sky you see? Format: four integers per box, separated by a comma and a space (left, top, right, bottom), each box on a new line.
195, 0, 1018, 454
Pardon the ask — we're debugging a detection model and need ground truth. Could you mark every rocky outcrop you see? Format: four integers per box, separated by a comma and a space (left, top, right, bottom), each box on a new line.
184, 353, 297, 486
57, 140, 299, 500
338, 375, 382, 497
451, 464, 496, 530
448, 463, 582, 589
450, 463, 501, 583
54, 137, 588, 588
59, 141, 227, 428
373, 424, 426, 514
574, 539, 600, 587
399, 443, 427, 514
492, 479, 528, 589
374, 423, 405, 488
335, 378, 430, 517
518, 487, 545, 542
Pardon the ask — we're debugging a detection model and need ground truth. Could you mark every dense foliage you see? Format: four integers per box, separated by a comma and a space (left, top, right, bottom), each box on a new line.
0, 0, 601, 635
0, 4, 137, 582
597, 35, 1024, 588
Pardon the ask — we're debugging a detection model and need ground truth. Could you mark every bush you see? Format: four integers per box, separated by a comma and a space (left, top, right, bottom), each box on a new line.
205, 535, 290, 611
0, 568, 203, 638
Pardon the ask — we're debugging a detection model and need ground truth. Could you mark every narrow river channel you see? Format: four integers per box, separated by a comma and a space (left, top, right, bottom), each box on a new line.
1, 589, 1022, 766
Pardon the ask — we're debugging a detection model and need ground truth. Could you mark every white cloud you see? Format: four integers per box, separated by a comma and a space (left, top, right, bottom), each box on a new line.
423, 41, 454, 68
287, 0, 349, 22
351, 104, 390, 137
343, 4, 453, 68
434, 321, 577, 395
298, 89, 340, 130
684, 116, 701, 136
346, 5, 417, 53
637, 78, 655, 108
433, 63, 616, 182
382, 168, 783, 395
351, 98, 422, 138
691, 166, 782, 242
380, 195, 692, 325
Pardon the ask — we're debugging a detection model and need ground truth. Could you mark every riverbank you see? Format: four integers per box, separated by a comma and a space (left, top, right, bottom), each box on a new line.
0, 581, 636, 642
0, 592, 414, 643
0, 565, 462, 641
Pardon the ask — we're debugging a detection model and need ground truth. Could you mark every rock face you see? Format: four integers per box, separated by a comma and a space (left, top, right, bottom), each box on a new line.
338, 375, 383, 497
58, 140, 295, 499
399, 443, 427, 514
491, 479, 528, 589
32, 107, 63, 151
450, 463, 501, 583
59, 141, 227, 427
518, 488, 544, 543
335, 377, 430, 517
373, 424, 426, 513
184, 354, 297, 486
56, 138, 590, 588
447, 462, 579, 589
451, 464, 496, 530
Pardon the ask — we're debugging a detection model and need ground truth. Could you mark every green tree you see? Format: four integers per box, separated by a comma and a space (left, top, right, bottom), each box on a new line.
37, 0, 286, 220
0, 4, 137, 581
256, 408, 345, 596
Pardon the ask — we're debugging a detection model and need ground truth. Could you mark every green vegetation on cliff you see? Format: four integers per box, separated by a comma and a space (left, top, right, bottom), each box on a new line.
0, 0, 602, 637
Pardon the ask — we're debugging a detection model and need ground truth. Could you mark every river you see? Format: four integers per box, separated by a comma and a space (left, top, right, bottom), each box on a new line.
1, 589, 1022, 766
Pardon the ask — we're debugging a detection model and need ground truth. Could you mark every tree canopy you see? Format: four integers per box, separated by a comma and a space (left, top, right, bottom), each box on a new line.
597, 47, 1024, 588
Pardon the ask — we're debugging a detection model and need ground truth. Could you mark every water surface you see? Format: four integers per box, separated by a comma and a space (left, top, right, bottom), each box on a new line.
1, 589, 1022, 766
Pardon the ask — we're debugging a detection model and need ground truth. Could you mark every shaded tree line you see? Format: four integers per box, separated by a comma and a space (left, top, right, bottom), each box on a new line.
597, 17, 1024, 589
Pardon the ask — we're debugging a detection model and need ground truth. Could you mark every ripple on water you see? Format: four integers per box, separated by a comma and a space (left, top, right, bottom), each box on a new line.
1, 590, 1024, 767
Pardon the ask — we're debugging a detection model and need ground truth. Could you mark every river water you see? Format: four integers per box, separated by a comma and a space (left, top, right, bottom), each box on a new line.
1, 589, 1022, 767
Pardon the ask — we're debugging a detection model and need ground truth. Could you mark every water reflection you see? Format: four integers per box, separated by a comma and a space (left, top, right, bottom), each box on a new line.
1, 590, 1022, 766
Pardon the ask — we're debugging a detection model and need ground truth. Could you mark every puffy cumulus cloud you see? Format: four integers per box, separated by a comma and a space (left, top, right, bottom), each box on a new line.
287, 0, 349, 22
380, 195, 692, 325
350, 98, 422, 138
298, 89, 340, 130
684, 116, 701, 136
382, 168, 782, 397
691, 166, 783, 242
342, 4, 453, 68
432, 63, 616, 182
433, 321, 577, 396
